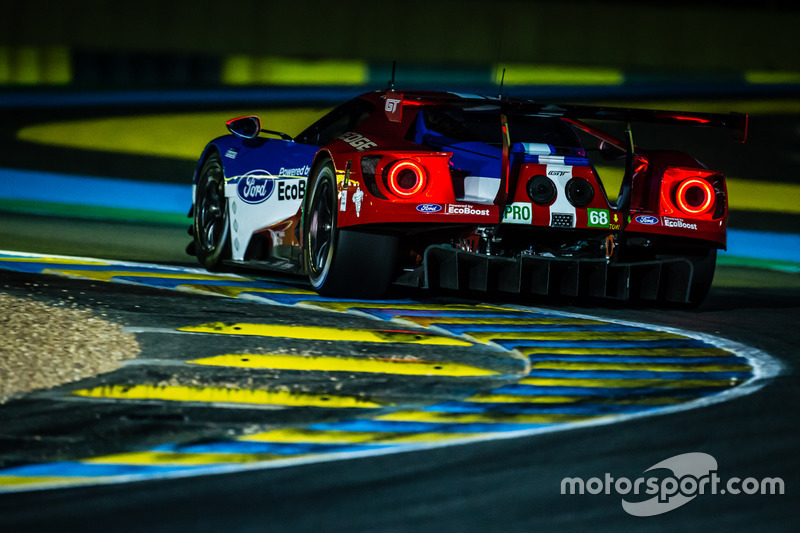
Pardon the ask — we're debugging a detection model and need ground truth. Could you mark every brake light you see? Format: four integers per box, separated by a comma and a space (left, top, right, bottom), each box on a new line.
387, 159, 427, 198
660, 168, 722, 219
675, 178, 714, 215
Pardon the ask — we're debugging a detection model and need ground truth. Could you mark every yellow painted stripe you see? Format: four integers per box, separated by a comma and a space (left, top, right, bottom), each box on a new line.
188, 353, 500, 377
223, 56, 367, 85
16, 109, 329, 160
375, 410, 595, 424
519, 347, 733, 357
304, 301, 508, 313
495, 64, 624, 86
466, 393, 688, 405
0, 46, 71, 85
518, 377, 736, 388
466, 330, 685, 342
726, 179, 800, 214
0, 476, 79, 487
178, 284, 316, 297
529, 361, 752, 372
745, 70, 800, 84
402, 317, 608, 327
241, 428, 475, 445
178, 322, 473, 346
43, 269, 245, 282
72, 384, 383, 408
0, 47, 8, 84
84, 451, 284, 466
16, 47, 40, 85
0, 256, 108, 265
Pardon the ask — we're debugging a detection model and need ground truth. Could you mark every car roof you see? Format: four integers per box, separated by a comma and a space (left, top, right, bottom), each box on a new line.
360, 90, 504, 108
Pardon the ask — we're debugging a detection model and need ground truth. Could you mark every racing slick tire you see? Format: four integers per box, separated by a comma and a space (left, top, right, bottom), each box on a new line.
303, 159, 398, 298
659, 247, 717, 307
686, 247, 717, 307
193, 152, 230, 271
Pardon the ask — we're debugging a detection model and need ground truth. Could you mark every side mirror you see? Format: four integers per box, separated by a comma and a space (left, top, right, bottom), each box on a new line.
599, 140, 626, 161
226, 116, 261, 139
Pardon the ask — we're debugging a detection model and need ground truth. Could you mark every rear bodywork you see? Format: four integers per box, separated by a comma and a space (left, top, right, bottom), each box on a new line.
190, 90, 747, 304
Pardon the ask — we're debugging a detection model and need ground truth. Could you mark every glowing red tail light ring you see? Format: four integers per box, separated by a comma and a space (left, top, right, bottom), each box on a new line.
676, 178, 715, 215
387, 159, 427, 198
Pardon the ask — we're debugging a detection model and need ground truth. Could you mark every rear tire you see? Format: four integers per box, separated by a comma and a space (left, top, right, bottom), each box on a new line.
303, 159, 397, 297
193, 153, 230, 271
686, 248, 717, 307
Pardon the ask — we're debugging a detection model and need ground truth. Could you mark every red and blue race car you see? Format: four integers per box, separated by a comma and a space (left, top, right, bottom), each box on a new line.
188, 90, 747, 306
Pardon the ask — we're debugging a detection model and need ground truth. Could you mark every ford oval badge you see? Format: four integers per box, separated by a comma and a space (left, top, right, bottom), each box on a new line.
237, 174, 275, 204
416, 203, 442, 213
635, 215, 660, 225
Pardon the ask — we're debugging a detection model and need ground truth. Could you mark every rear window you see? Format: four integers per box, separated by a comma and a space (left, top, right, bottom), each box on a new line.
422, 105, 582, 148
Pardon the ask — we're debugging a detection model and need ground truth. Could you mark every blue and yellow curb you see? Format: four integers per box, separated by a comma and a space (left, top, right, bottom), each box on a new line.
0, 251, 780, 492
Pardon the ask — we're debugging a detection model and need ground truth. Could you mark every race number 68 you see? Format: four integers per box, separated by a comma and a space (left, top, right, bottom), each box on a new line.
589, 210, 608, 226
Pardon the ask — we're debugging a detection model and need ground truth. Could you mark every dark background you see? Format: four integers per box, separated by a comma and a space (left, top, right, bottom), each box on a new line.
2, 0, 800, 90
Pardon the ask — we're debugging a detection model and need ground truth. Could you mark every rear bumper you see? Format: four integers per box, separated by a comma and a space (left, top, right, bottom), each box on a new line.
423, 245, 695, 303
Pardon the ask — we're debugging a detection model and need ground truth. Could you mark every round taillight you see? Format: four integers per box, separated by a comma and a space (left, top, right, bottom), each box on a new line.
676, 178, 714, 215
387, 160, 427, 198
527, 175, 556, 204
565, 177, 594, 207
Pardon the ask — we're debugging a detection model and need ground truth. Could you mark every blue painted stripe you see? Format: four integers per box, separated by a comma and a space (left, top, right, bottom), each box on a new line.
245, 293, 354, 305
525, 355, 747, 365
360, 309, 542, 320
494, 339, 717, 349
493, 383, 723, 397
310, 419, 555, 433
429, 401, 664, 415
171, 280, 306, 290
723, 229, 800, 264
152, 440, 388, 455
435, 323, 645, 334
0, 260, 203, 275
0, 461, 200, 478
0, 262, 270, 282
0, 262, 141, 273
111, 277, 233, 289
0, 168, 191, 214
526, 369, 752, 380
350, 307, 556, 316
0, 261, 82, 274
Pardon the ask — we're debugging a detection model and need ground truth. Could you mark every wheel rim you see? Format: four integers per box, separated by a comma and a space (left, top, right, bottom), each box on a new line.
198, 165, 227, 255
308, 170, 334, 281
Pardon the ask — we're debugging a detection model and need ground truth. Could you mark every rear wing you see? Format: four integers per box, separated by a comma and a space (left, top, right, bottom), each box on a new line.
503, 101, 748, 143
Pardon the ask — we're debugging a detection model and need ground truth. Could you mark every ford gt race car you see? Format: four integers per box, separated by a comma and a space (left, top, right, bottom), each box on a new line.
187, 90, 747, 306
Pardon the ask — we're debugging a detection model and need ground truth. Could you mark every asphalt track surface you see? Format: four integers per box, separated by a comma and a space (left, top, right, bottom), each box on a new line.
0, 100, 798, 532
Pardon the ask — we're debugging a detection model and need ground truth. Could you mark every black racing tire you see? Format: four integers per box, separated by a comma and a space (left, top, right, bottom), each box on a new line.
302, 159, 397, 298
193, 153, 230, 271
686, 248, 717, 307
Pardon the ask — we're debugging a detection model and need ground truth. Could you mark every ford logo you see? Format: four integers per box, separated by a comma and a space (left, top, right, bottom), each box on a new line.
237, 173, 275, 204
416, 203, 442, 213
635, 215, 660, 225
